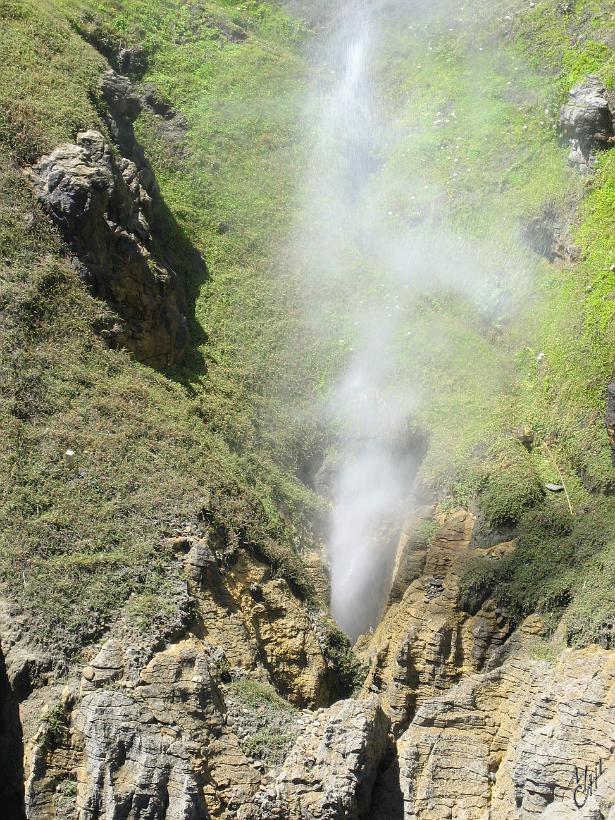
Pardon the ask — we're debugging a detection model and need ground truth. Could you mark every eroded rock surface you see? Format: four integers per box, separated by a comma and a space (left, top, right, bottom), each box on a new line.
239, 696, 390, 820
388, 631, 615, 819
28, 70, 202, 368
0, 640, 26, 819
560, 76, 614, 170
361, 510, 511, 734
17, 541, 340, 819
186, 543, 334, 707
28, 127, 189, 368
13, 510, 615, 819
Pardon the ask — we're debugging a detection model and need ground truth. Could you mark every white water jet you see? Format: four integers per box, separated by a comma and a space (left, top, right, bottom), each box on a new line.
289, 0, 529, 639
304, 2, 419, 639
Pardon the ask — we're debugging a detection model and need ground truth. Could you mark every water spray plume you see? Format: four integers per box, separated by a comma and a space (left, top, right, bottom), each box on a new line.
289, 0, 529, 639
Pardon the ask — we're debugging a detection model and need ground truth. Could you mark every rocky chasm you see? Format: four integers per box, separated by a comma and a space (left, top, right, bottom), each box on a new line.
5, 509, 615, 818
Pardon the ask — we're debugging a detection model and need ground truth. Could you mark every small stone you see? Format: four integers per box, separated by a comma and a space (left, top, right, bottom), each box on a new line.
545, 483, 565, 492
82, 666, 95, 681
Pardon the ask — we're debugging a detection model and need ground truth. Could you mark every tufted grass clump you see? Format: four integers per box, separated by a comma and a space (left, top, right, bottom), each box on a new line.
227, 678, 294, 710
478, 442, 545, 528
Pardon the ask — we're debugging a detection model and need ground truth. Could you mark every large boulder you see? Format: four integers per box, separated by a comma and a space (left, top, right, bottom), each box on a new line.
560, 76, 614, 169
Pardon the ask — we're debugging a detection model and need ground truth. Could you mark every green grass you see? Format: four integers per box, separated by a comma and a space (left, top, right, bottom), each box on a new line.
373, 0, 615, 646
0, 0, 321, 664
2, 0, 615, 663
227, 677, 294, 709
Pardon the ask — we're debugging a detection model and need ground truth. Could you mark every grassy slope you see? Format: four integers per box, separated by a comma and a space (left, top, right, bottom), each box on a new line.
374, 0, 615, 645
2, 0, 615, 659
0, 0, 325, 663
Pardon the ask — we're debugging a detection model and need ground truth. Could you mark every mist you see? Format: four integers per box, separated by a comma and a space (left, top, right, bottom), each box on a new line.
286, 0, 531, 639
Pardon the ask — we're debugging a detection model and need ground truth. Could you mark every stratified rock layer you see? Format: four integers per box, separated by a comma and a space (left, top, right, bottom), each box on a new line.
11, 511, 615, 819
392, 635, 615, 819
17, 541, 337, 820
361, 510, 511, 734
239, 696, 390, 820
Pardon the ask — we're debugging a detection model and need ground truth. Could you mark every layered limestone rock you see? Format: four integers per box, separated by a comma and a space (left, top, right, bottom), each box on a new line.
17, 541, 337, 819
360, 509, 511, 734
239, 695, 390, 820
28, 71, 201, 368
388, 627, 615, 819
24, 638, 263, 820
183, 538, 333, 707
13, 508, 615, 819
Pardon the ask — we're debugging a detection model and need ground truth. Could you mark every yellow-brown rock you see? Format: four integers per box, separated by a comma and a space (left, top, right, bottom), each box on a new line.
361, 510, 511, 733
189, 546, 331, 707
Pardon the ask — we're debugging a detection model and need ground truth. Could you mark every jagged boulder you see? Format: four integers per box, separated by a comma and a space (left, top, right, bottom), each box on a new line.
239, 696, 390, 820
560, 76, 614, 169
28, 128, 190, 368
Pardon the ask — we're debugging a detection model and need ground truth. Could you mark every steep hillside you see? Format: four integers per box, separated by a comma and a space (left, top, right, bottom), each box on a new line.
2, 0, 615, 817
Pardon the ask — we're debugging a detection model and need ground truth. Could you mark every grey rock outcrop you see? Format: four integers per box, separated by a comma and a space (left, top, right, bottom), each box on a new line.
28, 128, 190, 367
389, 638, 615, 819
239, 696, 391, 820
25, 638, 263, 820
560, 76, 614, 170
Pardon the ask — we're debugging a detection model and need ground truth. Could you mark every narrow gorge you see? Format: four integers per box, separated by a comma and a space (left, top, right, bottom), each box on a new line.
2, 0, 615, 818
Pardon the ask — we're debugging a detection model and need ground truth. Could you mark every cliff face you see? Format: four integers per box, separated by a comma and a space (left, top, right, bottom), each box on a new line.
12, 539, 339, 820
15, 510, 615, 819
227, 514, 615, 820
0, 641, 25, 819
4, 0, 615, 817
360, 510, 511, 735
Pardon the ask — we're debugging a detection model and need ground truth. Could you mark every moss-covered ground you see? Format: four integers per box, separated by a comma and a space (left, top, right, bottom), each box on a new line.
2, 0, 615, 658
